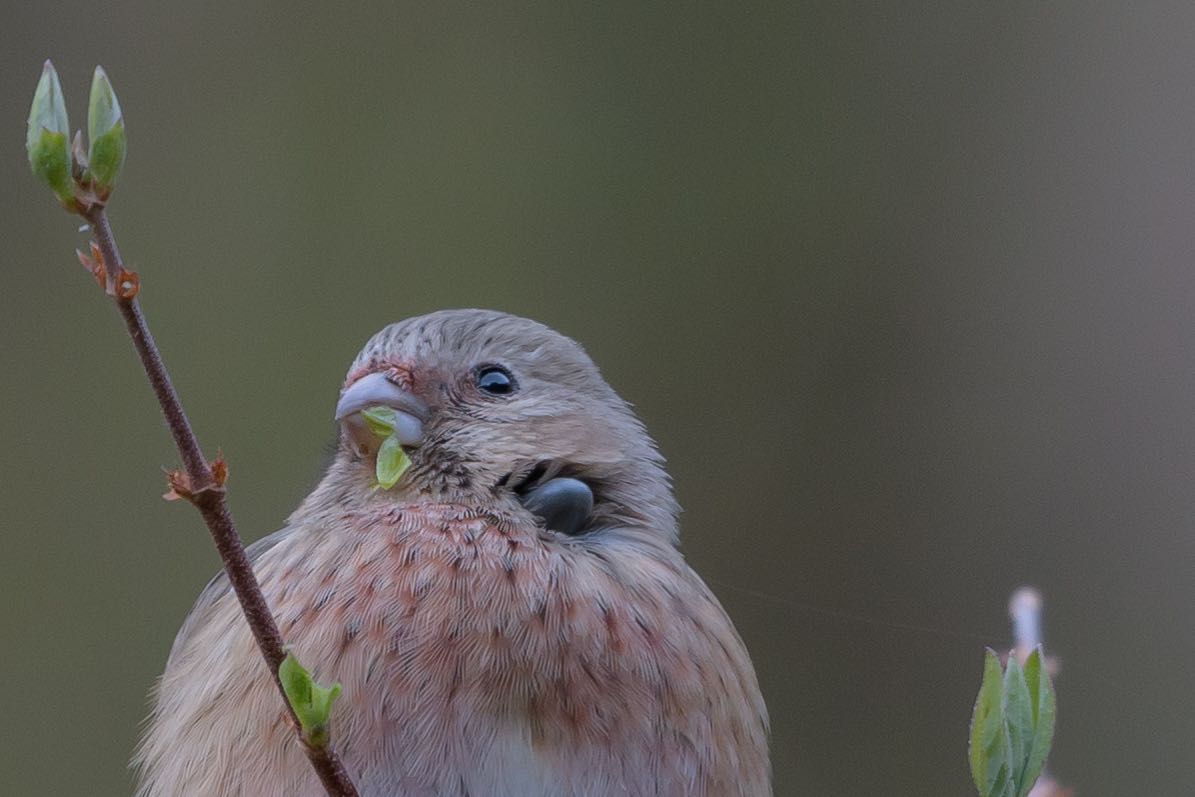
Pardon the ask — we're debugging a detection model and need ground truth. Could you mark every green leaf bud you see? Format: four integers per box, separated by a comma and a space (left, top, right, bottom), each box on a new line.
278, 651, 343, 749
969, 649, 1012, 797
26, 60, 73, 201
1016, 647, 1056, 797
969, 647, 1057, 797
87, 66, 126, 192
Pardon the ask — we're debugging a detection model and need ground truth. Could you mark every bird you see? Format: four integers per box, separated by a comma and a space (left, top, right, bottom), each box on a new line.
135, 309, 770, 796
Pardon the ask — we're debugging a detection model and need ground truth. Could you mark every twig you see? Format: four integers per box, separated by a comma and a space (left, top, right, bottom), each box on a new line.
82, 204, 360, 797
26, 60, 359, 794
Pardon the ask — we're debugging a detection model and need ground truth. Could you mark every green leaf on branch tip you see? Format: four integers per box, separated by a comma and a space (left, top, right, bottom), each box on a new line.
26, 61, 73, 201
1002, 655, 1033, 789
87, 66, 126, 190
361, 406, 412, 489
970, 649, 1012, 797
969, 647, 1057, 797
1017, 647, 1057, 797
278, 651, 342, 748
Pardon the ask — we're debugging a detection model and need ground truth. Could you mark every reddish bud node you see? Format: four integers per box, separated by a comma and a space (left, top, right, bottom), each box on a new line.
117, 269, 140, 299
210, 452, 229, 487
76, 247, 105, 288
163, 468, 193, 502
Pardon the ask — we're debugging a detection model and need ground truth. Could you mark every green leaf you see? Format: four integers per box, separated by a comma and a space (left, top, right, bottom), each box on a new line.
1017, 647, 1057, 797
29, 128, 72, 200
970, 649, 1011, 797
360, 405, 412, 489
278, 651, 342, 749
361, 405, 400, 438
26, 61, 73, 201
87, 66, 126, 191
1002, 654, 1033, 791
375, 434, 411, 489
990, 758, 1016, 797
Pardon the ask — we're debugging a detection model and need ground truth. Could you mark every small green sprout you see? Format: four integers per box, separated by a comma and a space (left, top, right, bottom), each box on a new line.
969, 647, 1056, 797
26, 61, 127, 203
87, 66, 126, 192
278, 651, 342, 749
26, 61, 73, 202
360, 406, 412, 489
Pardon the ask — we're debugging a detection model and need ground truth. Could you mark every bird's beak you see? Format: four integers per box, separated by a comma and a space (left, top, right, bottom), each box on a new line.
335, 372, 429, 455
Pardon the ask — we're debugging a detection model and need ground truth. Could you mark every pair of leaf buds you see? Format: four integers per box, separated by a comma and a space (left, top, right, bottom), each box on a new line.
27, 61, 126, 209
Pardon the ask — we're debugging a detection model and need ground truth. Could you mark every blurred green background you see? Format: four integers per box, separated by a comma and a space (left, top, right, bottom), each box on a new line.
4, 2, 1194, 794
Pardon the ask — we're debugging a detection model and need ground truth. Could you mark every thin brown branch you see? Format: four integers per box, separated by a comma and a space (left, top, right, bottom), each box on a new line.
80, 204, 360, 797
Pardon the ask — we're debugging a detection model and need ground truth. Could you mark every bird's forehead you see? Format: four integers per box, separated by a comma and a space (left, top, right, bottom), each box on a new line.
350, 310, 591, 379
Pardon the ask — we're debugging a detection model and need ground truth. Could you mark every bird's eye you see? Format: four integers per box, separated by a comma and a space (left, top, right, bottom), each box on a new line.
475, 365, 517, 396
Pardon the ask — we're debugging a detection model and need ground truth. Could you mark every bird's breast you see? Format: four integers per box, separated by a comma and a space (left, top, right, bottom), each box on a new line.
253, 502, 764, 795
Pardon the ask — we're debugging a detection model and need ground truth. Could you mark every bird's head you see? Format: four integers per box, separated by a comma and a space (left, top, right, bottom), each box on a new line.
323, 309, 679, 542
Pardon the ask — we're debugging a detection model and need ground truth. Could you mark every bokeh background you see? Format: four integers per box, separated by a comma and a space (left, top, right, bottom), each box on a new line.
3, 3, 1193, 794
